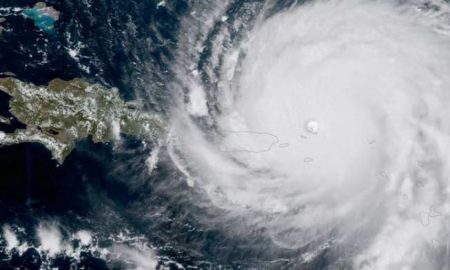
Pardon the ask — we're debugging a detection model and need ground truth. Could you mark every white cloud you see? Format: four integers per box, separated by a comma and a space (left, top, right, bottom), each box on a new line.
2, 225, 19, 251
37, 223, 63, 256
111, 244, 158, 270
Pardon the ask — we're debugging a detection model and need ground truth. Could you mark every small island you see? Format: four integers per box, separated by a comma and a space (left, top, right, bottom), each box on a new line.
0, 17, 5, 34
22, 2, 60, 33
0, 77, 165, 163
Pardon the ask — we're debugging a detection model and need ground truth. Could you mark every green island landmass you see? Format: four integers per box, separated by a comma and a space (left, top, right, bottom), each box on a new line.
0, 77, 165, 163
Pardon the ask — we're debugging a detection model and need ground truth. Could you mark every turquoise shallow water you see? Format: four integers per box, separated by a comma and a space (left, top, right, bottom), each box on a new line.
22, 8, 56, 33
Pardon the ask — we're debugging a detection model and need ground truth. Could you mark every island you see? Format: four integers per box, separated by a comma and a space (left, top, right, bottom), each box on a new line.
0, 77, 165, 163
22, 2, 60, 33
0, 17, 5, 34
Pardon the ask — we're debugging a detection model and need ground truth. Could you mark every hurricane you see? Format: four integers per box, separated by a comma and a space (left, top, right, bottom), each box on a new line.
2, 0, 450, 269
167, 0, 450, 268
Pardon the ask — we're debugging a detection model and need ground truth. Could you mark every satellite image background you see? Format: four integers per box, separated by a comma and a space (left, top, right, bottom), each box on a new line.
0, 0, 450, 269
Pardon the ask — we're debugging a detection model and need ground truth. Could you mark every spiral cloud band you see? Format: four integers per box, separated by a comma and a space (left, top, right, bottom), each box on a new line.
169, 0, 450, 268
